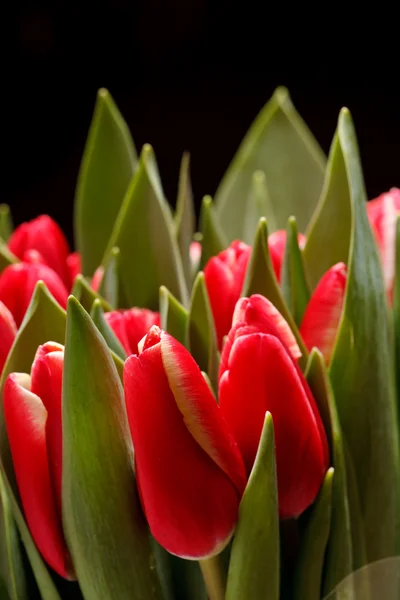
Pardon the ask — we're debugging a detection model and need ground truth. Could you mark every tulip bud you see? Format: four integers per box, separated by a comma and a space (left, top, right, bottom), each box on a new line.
104, 308, 160, 356
268, 229, 306, 282
300, 262, 347, 365
66, 252, 82, 287
219, 294, 329, 518
204, 241, 251, 349
4, 342, 74, 579
0, 300, 17, 374
123, 325, 246, 558
0, 262, 68, 326
366, 188, 400, 301
190, 240, 202, 275
8, 215, 71, 288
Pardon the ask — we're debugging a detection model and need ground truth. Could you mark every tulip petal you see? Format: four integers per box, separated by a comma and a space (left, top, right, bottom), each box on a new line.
8, 215, 70, 287
30, 343, 64, 527
3, 373, 71, 579
204, 241, 250, 348
160, 331, 246, 494
0, 301, 17, 374
0, 263, 68, 327
105, 308, 160, 356
219, 332, 327, 518
233, 294, 301, 360
125, 331, 245, 558
367, 188, 400, 298
300, 262, 347, 364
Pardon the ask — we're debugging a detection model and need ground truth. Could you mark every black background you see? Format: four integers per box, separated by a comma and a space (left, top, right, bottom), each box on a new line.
4, 2, 400, 247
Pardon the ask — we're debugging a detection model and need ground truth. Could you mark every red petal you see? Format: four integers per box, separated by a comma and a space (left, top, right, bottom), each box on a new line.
0, 301, 17, 374
31, 343, 64, 527
8, 215, 70, 288
300, 262, 347, 365
219, 332, 327, 518
160, 331, 246, 494
0, 263, 68, 326
233, 295, 301, 360
66, 252, 81, 289
124, 331, 245, 558
268, 230, 306, 282
105, 308, 160, 356
367, 188, 400, 299
4, 373, 73, 578
204, 241, 251, 348
268, 229, 306, 282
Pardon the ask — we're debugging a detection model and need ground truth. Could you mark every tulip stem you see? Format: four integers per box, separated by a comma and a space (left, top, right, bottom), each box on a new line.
199, 555, 226, 600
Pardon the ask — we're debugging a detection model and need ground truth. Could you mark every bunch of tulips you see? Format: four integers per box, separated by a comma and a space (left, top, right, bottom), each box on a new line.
0, 86, 399, 600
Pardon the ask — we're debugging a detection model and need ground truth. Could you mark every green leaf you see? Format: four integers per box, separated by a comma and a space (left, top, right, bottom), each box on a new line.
199, 196, 227, 271
226, 412, 279, 600
0, 242, 17, 274
62, 297, 163, 600
74, 88, 137, 276
71, 274, 112, 313
294, 468, 334, 600
303, 132, 352, 289
281, 216, 311, 325
305, 349, 356, 594
0, 206, 13, 242
159, 286, 188, 347
175, 152, 196, 287
215, 86, 326, 241
99, 247, 120, 309
103, 144, 188, 310
242, 170, 276, 245
0, 468, 28, 600
242, 217, 308, 366
0, 283, 66, 600
90, 299, 126, 360
186, 272, 220, 392
329, 109, 400, 562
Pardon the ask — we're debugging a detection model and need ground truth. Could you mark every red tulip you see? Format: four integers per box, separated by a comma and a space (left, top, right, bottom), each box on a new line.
0, 262, 68, 327
189, 241, 202, 276
105, 308, 160, 355
8, 215, 71, 289
4, 342, 74, 579
268, 229, 306, 283
123, 326, 246, 558
66, 252, 82, 286
204, 241, 251, 349
300, 262, 347, 365
367, 188, 400, 301
219, 294, 329, 519
0, 301, 17, 374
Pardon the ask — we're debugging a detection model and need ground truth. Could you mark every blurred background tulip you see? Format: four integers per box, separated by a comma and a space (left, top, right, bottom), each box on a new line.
268, 229, 306, 283
367, 188, 400, 302
204, 240, 251, 348
105, 307, 160, 356
0, 262, 68, 326
124, 325, 246, 558
0, 300, 17, 374
300, 262, 347, 364
7, 215, 76, 289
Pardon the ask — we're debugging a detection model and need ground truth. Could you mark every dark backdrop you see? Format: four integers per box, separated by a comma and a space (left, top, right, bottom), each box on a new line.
4, 2, 400, 246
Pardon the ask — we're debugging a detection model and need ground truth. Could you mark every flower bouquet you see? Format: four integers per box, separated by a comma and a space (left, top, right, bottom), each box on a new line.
0, 86, 399, 600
